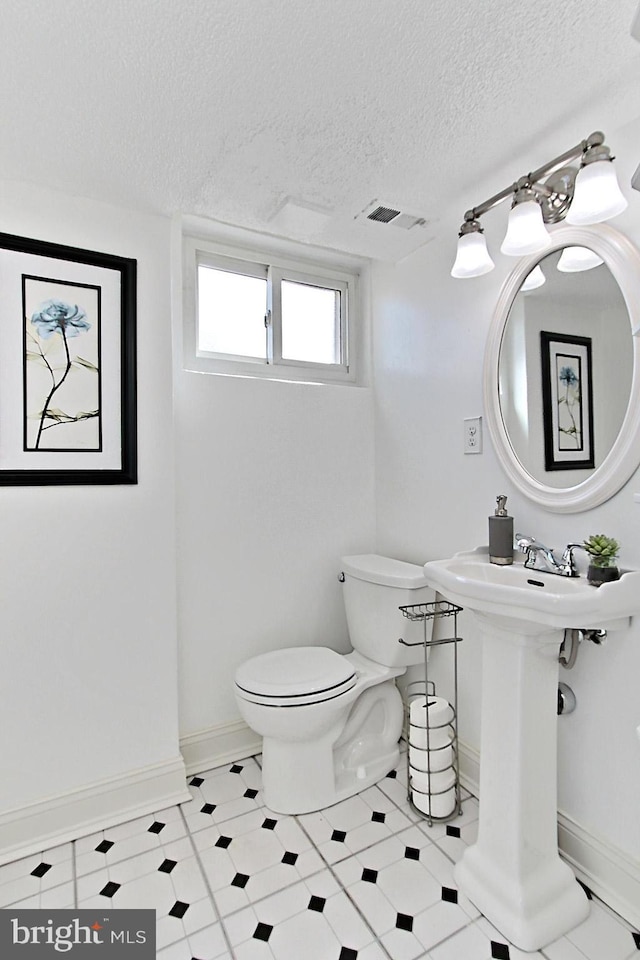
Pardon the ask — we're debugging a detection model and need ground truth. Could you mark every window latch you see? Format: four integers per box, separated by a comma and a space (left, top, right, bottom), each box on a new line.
264, 310, 272, 328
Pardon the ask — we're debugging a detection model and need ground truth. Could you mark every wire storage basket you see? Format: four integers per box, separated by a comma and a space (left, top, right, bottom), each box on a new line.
398, 599, 463, 826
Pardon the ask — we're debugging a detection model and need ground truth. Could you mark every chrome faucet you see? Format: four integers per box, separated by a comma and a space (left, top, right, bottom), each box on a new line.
515, 534, 584, 578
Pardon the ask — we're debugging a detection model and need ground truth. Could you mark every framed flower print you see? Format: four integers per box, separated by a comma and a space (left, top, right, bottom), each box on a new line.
540, 330, 594, 472
0, 232, 136, 484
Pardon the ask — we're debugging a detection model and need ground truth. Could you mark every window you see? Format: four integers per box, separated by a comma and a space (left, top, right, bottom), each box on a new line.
183, 237, 359, 384
197, 260, 267, 359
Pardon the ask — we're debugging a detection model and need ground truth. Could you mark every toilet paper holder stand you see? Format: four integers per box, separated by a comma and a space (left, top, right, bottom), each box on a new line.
399, 599, 464, 826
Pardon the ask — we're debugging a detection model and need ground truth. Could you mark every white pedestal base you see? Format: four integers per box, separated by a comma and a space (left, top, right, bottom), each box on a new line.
456, 613, 589, 952
455, 836, 589, 951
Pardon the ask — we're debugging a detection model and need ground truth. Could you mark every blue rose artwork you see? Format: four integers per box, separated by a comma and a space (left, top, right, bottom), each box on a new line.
24, 279, 101, 451
556, 359, 583, 450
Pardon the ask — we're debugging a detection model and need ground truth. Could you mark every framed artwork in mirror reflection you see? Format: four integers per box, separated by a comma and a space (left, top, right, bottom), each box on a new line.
0, 232, 137, 485
540, 330, 594, 472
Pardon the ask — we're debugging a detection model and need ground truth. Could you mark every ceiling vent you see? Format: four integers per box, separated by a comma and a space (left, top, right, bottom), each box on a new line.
357, 199, 428, 231
367, 205, 401, 224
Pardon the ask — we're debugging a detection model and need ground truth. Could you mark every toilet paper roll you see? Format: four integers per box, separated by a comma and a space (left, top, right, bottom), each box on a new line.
409, 695, 453, 729
411, 784, 456, 819
409, 695, 453, 751
409, 724, 453, 751
409, 766, 456, 797
409, 742, 453, 774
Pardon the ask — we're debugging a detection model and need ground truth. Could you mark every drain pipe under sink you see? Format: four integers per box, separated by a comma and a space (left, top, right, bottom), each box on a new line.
556, 628, 607, 715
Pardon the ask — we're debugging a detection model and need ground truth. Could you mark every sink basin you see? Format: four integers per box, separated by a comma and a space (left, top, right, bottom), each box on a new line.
421, 547, 640, 951
423, 546, 640, 630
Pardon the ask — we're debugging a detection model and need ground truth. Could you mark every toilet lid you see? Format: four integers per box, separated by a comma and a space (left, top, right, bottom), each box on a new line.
235, 646, 357, 706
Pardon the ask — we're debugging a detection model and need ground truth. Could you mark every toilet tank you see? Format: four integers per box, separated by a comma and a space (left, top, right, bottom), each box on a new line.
340, 554, 436, 668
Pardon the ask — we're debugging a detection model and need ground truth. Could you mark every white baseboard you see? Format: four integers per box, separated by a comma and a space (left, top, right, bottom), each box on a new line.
456, 738, 640, 929
180, 719, 262, 776
0, 721, 260, 867
0, 755, 190, 867
457, 738, 480, 796
558, 812, 640, 930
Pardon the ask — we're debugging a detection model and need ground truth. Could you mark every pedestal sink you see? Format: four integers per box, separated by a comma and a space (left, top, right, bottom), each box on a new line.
423, 547, 640, 952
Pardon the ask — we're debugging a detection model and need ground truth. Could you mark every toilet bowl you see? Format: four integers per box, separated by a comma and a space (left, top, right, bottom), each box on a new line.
234, 554, 435, 814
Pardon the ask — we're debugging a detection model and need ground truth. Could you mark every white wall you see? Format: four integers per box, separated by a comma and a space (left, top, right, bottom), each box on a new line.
371, 114, 640, 873
173, 226, 376, 746
0, 181, 184, 859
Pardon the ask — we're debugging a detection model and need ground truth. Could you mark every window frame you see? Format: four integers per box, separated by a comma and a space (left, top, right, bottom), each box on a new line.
183, 236, 359, 385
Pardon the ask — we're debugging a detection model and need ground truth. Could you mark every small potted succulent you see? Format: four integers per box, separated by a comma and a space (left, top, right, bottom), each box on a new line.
582, 534, 620, 586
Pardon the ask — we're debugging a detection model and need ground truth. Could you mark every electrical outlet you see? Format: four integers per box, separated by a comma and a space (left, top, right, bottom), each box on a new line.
464, 417, 482, 454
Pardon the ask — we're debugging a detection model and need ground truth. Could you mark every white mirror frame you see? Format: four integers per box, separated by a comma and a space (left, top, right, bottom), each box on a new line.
484, 223, 640, 513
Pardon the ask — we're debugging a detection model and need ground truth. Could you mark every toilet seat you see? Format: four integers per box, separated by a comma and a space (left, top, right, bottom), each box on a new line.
235, 646, 357, 707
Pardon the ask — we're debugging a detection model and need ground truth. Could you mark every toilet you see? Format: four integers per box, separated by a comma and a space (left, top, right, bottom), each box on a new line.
234, 554, 435, 814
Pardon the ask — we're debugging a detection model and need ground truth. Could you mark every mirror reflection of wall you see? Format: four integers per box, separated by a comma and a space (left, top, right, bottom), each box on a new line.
499, 248, 632, 489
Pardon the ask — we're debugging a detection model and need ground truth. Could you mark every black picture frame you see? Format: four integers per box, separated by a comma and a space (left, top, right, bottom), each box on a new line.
0, 232, 136, 485
540, 330, 594, 472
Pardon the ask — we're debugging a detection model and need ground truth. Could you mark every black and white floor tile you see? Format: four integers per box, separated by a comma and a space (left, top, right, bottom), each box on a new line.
1, 753, 638, 960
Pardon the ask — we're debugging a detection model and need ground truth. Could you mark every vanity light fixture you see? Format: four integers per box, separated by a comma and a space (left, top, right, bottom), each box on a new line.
451, 131, 628, 278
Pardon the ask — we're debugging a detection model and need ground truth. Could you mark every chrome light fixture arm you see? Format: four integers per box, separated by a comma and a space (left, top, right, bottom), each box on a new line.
463, 133, 604, 225
451, 131, 628, 278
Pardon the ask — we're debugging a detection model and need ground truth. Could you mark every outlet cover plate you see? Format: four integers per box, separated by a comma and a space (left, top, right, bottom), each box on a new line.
464, 417, 483, 454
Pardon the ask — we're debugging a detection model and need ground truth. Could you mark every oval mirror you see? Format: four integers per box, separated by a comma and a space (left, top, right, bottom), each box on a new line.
484, 224, 640, 512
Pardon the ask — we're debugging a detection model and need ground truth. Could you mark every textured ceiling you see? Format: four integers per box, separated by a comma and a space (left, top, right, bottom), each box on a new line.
1, 0, 639, 259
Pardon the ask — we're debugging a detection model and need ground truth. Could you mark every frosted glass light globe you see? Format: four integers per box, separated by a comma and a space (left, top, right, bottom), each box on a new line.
521, 265, 546, 291
500, 201, 552, 256
557, 247, 604, 273
565, 161, 628, 225
451, 231, 495, 278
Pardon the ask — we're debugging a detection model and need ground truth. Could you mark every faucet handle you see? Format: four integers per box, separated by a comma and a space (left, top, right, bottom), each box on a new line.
562, 542, 585, 555
515, 533, 535, 552
561, 542, 585, 576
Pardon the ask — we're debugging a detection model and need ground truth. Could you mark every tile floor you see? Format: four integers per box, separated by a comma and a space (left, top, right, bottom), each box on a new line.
1, 753, 638, 960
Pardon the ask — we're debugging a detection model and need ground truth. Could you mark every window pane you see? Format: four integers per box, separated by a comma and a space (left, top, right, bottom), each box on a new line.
198, 265, 267, 358
281, 280, 341, 364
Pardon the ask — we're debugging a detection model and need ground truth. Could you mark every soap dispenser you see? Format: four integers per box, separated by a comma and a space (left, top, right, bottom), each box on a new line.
489, 495, 514, 565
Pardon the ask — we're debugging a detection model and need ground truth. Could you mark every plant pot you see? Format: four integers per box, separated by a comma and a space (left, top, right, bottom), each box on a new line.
587, 563, 620, 587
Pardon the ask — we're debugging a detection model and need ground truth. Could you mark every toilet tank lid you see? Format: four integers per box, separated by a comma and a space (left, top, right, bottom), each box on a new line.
341, 554, 429, 589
